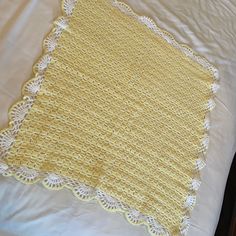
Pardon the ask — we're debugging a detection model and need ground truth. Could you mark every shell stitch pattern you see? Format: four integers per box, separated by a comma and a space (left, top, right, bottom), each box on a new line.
0, 0, 219, 236
111, 0, 219, 234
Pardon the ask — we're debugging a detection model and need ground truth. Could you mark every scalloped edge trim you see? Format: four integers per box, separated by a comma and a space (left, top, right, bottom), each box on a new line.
0, 1, 219, 236
0, 162, 170, 236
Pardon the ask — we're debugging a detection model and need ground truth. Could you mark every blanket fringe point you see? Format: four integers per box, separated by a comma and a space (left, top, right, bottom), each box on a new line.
0, 0, 219, 235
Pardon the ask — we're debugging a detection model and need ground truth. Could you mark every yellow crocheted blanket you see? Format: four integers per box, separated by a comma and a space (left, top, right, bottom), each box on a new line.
0, 0, 219, 235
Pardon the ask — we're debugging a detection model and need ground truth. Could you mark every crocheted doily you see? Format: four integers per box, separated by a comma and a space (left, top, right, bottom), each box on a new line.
0, 0, 219, 235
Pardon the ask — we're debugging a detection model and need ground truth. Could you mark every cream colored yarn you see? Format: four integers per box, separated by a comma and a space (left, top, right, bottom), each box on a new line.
0, 0, 219, 235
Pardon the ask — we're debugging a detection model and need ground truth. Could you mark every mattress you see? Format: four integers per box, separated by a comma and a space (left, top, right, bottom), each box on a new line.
0, 0, 236, 235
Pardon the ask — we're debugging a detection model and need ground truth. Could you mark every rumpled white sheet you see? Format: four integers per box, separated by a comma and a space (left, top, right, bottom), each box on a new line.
0, 0, 236, 236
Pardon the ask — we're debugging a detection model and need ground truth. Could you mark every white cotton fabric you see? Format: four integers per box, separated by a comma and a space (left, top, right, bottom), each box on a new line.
0, 0, 236, 236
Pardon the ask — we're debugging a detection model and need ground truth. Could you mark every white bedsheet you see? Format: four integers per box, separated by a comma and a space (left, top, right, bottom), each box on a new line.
0, 1, 236, 235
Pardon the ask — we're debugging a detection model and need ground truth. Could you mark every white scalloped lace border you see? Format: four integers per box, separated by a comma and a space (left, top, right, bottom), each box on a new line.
0, 1, 219, 235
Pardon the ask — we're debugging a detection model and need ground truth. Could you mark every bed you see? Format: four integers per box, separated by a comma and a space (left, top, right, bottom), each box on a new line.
0, 0, 236, 235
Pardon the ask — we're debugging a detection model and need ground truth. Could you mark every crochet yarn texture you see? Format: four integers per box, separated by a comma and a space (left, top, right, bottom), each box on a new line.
0, 0, 219, 235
